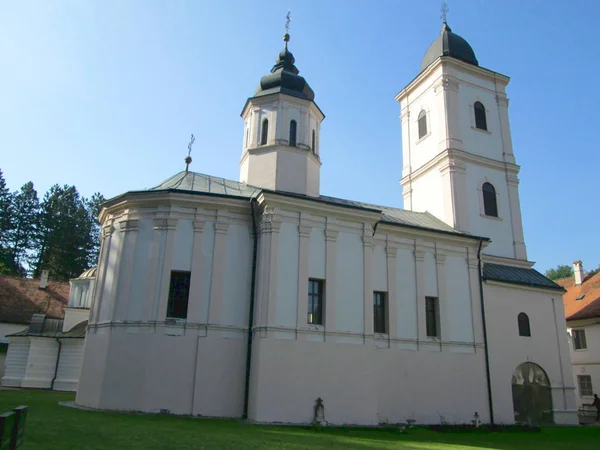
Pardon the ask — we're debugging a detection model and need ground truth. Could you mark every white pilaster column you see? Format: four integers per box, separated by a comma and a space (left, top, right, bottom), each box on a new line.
496, 93, 516, 165
435, 253, 447, 344
439, 159, 468, 232
467, 251, 484, 347
155, 218, 179, 321
91, 224, 113, 324
363, 233, 374, 343
506, 175, 527, 260
296, 224, 312, 339
186, 220, 205, 324
208, 215, 230, 326
141, 220, 164, 322
324, 229, 338, 339
104, 222, 125, 323
386, 244, 398, 341
275, 101, 283, 142
434, 75, 463, 151
266, 220, 281, 327
114, 219, 139, 321
414, 247, 427, 344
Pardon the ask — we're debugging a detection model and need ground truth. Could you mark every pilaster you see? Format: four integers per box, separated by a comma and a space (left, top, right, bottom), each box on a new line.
506, 175, 527, 260
324, 227, 338, 338
114, 219, 140, 321
363, 232, 374, 343
414, 247, 427, 343
155, 218, 179, 321
296, 223, 312, 339
90, 224, 113, 324
435, 252, 447, 343
497, 93, 516, 165
186, 220, 206, 324
467, 252, 484, 346
434, 74, 464, 151
208, 214, 230, 326
386, 244, 398, 340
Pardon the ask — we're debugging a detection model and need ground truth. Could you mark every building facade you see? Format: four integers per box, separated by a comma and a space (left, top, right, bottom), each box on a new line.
75, 23, 577, 425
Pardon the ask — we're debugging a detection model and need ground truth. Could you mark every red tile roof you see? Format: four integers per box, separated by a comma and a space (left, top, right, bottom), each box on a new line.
0, 276, 70, 324
557, 272, 600, 321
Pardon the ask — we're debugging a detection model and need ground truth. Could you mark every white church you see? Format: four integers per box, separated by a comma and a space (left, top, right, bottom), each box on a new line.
75, 22, 578, 425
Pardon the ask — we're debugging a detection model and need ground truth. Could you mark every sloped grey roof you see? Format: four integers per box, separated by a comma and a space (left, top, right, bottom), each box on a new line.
8, 319, 87, 339
121, 171, 485, 240
483, 263, 564, 291
422, 22, 478, 71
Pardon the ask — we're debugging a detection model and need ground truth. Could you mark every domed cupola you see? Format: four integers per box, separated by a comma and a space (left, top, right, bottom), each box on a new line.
421, 22, 478, 71
253, 34, 315, 101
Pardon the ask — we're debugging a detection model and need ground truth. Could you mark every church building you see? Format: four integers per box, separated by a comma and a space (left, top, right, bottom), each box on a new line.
75, 22, 578, 425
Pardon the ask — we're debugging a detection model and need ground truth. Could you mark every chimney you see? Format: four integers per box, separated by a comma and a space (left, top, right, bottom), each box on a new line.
39, 270, 49, 290
573, 260, 584, 286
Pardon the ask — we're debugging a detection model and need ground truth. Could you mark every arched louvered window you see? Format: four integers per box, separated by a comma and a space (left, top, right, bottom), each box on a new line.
312, 130, 316, 154
482, 182, 498, 217
289, 120, 297, 147
474, 101, 487, 130
518, 313, 531, 337
418, 110, 427, 139
260, 119, 269, 145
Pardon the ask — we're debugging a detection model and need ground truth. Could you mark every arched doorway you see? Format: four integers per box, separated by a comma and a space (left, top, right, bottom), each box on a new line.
511, 362, 553, 425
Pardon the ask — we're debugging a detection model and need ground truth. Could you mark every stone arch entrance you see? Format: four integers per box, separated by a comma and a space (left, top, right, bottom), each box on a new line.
511, 362, 553, 425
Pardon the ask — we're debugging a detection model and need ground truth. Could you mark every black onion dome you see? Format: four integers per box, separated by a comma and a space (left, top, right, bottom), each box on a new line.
254, 44, 315, 101
421, 22, 478, 71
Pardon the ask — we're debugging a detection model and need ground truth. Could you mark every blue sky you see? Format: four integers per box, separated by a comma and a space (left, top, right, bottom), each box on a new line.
1, 0, 598, 273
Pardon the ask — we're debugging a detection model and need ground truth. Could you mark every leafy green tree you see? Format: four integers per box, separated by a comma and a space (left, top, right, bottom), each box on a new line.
7, 182, 39, 274
85, 192, 105, 267
545, 264, 574, 281
0, 169, 13, 247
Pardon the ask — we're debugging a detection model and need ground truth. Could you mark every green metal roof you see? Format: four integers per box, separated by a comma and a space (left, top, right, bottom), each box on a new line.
483, 263, 565, 291
123, 171, 486, 240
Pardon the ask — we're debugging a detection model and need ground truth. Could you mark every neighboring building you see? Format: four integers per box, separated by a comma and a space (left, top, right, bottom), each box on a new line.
75, 22, 577, 425
0, 269, 95, 391
0, 274, 69, 380
557, 261, 600, 418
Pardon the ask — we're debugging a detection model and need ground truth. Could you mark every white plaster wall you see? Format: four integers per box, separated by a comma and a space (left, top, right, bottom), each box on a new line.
53, 339, 85, 391
1, 337, 30, 387
396, 248, 418, 341
128, 218, 153, 320
444, 255, 474, 344
98, 229, 123, 322
172, 219, 194, 271
62, 309, 90, 332
276, 222, 299, 328
409, 171, 445, 220
308, 227, 325, 279
241, 152, 277, 190
21, 337, 59, 389
335, 232, 364, 333
222, 224, 252, 328
423, 252, 438, 298
0, 323, 27, 342
372, 245, 387, 291
484, 283, 577, 424
568, 322, 600, 407
275, 149, 308, 195
196, 221, 215, 324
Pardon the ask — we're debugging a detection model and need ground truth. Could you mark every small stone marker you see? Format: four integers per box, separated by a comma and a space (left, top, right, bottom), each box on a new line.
10, 406, 27, 450
0, 412, 15, 450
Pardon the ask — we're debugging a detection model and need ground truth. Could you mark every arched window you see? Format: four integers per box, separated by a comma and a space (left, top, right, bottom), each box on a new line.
289, 120, 297, 146
482, 182, 498, 217
260, 119, 269, 145
518, 313, 531, 337
474, 101, 487, 130
418, 110, 427, 139
312, 130, 316, 154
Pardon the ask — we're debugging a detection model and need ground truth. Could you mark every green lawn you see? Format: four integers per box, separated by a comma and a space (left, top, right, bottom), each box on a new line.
0, 390, 598, 449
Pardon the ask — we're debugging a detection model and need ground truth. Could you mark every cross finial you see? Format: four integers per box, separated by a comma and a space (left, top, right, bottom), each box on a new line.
440, 1, 449, 23
283, 11, 291, 49
185, 133, 195, 172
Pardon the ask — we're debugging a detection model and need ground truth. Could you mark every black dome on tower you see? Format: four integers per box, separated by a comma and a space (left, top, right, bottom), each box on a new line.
421, 22, 478, 71
253, 34, 315, 101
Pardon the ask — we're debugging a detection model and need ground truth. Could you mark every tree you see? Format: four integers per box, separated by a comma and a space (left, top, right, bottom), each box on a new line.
7, 182, 39, 275
545, 265, 573, 281
0, 169, 13, 247
85, 192, 106, 267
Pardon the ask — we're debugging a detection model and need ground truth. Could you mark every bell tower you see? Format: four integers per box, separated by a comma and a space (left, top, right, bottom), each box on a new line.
240, 31, 325, 197
396, 22, 527, 260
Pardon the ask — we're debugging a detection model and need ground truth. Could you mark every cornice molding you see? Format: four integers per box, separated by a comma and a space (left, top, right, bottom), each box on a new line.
119, 219, 139, 233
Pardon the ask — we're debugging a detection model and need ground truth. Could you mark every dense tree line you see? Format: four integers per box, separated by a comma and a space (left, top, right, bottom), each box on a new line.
545, 263, 600, 281
0, 169, 105, 281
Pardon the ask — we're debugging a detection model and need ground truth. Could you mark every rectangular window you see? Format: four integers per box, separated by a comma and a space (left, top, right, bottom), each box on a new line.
425, 296, 440, 338
572, 329, 587, 350
373, 291, 387, 334
166, 271, 191, 319
308, 279, 324, 325
578, 375, 593, 397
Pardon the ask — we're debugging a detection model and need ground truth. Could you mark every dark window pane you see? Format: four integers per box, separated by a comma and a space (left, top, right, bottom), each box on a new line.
474, 101, 487, 130
482, 182, 498, 217
426, 296, 439, 337
289, 120, 297, 146
573, 330, 587, 350
518, 313, 531, 337
261, 119, 269, 145
373, 292, 386, 334
308, 279, 324, 325
418, 110, 427, 139
312, 130, 316, 154
167, 271, 191, 319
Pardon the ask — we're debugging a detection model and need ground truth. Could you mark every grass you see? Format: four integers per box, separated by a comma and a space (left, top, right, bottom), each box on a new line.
0, 390, 598, 449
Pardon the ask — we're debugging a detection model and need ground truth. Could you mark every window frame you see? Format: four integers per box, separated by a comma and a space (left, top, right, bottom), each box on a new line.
308, 279, 324, 326
518, 312, 531, 337
289, 119, 297, 147
578, 374, 593, 397
417, 110, 428, 140
260, 118, 269, 146
166, 270, 192, 320
425, 296, 440, 338
482, 182, 498, 218
572, 329, 587, 351
373, 291, 387, 334
474, 101, 487, 131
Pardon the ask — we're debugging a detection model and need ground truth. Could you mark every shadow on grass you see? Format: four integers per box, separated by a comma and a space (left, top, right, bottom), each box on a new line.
1, 390, 598, 450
